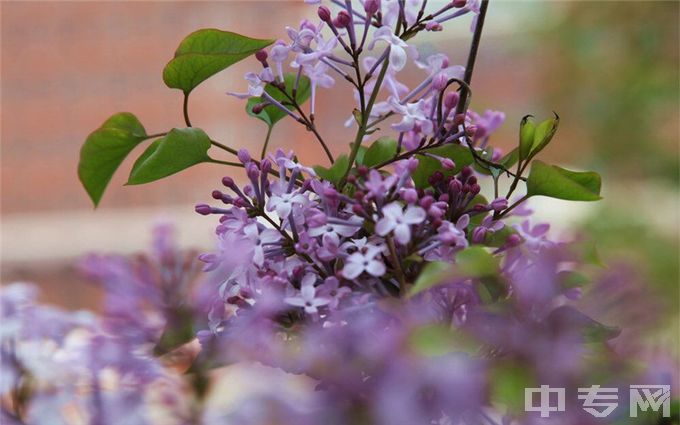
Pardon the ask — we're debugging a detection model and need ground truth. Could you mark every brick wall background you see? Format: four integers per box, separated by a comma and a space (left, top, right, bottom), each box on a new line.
2, 1, 677, 308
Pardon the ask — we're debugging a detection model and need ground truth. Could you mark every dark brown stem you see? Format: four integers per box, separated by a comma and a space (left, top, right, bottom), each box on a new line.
455, 0, 490, 116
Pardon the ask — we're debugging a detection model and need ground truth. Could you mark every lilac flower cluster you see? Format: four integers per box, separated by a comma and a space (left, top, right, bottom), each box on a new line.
195, 148, 520, 324
4, 0, 677, 424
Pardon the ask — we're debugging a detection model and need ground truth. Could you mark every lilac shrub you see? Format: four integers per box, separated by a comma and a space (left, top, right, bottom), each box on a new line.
2, 0, 676, 424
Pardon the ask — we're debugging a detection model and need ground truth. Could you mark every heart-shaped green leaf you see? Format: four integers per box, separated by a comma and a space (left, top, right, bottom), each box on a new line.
78, 112, 148, 206
163, 29, 274, 94
409, 261, 453, 297
362, 137, 398, 167
127, 128, 212, 184
313, 155, 349, 186
527, 160, 602, 201
411, 144, 473, 188
246, 74, 311, 128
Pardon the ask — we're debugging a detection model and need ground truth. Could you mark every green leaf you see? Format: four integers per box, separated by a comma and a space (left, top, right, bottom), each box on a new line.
409, 261, 453, 296
527, 160, 602, 201
163, 29, 274, 94
484, 225, 520, 248
409, 248, 499, 297
354, 146, 368, 166
518, 115, 535, 161
529, 114, 559, 157
547, 306, 621, 342
499, 147, 520, 169
313, 155, 349, 186
412, 144, 474, 188
127, 128, 212, 184
78, 112, 147, 206
490, 363, 535, 414
456, 247, 499, 277
246, 73, 311, 128
362, 137, 397, 167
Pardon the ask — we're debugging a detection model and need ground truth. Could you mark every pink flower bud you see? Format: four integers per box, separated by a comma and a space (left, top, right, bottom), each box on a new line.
426, 21, 443, 31
307, 213, 327, 227
432, 73, 448, 91
490, 197, 508, 211
260, 159, 272, 173
401, 188, 418, 204
334, 11, 351, 28
453, 113, 466, 126
222, 176, 235, 188
317, 6, 332, 22
364, 0, 380, 15
444, 92, 460, 109
452, 0, 467, 8
419, 195, 434, 209
472, 227, 487, 244
255, 49, 268, 63
440, 158, 455, 169
237, 149, 251, 164
252, 103, 267, 114
195, 204, 213, 215
506, 234, 522, 247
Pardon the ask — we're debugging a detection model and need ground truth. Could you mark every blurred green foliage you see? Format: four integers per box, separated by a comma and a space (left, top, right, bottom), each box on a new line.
541, 2, 679, 183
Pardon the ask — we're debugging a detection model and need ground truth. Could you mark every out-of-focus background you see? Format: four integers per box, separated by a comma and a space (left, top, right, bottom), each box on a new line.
2, 0, 678, 334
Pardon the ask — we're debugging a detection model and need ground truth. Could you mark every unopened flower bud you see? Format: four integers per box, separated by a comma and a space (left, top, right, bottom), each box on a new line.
419, 195, 434, 210
472, 227, 487, 244
444, 92, 460, 109
432, 73, 448, 91
401, 188, 418, 204
470, 184, 481, 195
453, 113, 466, 126
307, 212, 327, 227
490, 197, 508, 211
449, 179, 462, 194
246, 163, 260, 180
252, 102, 267, 114
440, 158, 455, 169
255, 49, 268, 63
365, 0, 380, 15
506, 234, 522, 247
452, 0, 467, 8
428, 171, 444, 185
323, 187, 339, 199
195, 204, 213, 215
472, 204, 488, 212
465, 125, 477, 136
317, 6, 332, 22
467, 176, 477, 185
333, 11, 351, 28
426, 21, 443, 31
260, 159, 272, 173
222, 176, 235, 188
352, 203, 365, 215
237, 148, 251, 164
